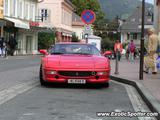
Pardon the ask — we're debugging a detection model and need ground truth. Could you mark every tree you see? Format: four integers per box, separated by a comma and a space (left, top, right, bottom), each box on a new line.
71, 0, 105, 23
38, 32, 55, 49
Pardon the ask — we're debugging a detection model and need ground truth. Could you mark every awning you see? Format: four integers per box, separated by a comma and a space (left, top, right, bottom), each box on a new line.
4, 17, 30, 29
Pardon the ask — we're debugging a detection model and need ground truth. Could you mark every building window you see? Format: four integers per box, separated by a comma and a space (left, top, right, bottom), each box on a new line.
12, 0, 16, 17
25, 3, 29, 20
30, 4, 35, 21
133, 33, 137, 39
127, 33, 130, 40
4, 0, 8, 16
40, 9, 49, 22
18, 0, 23, 18
62, 9, 72, 26
62, 8, 65, 24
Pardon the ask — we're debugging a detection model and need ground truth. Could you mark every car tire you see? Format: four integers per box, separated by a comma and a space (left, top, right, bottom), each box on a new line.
39, 65, 47, 86
106, 82, 110, 87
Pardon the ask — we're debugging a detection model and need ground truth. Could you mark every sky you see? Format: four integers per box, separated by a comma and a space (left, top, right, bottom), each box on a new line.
145, 0, 154, 4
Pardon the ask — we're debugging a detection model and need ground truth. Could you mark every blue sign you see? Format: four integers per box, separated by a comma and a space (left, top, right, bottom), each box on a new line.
81, 10, 96, 24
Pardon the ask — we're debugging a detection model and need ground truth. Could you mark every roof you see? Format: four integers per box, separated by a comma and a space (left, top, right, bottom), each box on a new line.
64, 0, 75, 9
120, 6, 153, 33
56, 42, 87, 45
88, 35, 101, 39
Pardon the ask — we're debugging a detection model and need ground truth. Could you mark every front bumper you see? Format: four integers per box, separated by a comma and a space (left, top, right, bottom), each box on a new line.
42, 69, 110, 84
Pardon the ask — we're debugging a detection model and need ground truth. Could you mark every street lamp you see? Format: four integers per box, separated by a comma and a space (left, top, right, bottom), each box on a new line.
84, 33, 88, 43
139, 0, 145, 80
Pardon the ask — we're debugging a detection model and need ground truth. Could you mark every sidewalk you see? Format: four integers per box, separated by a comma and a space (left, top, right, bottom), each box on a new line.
111, 59, 160, 102
110, 58, 160, 118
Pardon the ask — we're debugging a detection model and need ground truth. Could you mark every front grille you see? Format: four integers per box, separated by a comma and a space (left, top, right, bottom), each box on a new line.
58, 71, 96, 77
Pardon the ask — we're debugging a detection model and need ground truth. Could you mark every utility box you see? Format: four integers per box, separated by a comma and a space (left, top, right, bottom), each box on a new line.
87, 35, 101, 51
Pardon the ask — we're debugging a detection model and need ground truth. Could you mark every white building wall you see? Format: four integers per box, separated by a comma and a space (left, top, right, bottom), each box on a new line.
38, 0, 73, 31
121, 33, 127, 43
4, 0, 38, 55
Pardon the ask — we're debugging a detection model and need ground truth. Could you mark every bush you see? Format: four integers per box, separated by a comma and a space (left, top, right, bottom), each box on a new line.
101, 37, 114, 50
72, 34, 79, 42
38, 32, 55, 49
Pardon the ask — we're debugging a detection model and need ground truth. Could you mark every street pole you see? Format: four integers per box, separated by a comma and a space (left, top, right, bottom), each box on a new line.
139, 0, 145, 80
114, 49, 119, 75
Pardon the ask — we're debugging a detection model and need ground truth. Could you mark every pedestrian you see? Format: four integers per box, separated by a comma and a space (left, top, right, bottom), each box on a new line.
114, 40, 123, 61
144, 28, 158, 74
8, 34, 17, 56
125, 42, 130, 60
0, 37, 6, 58
128, 40, 136, 62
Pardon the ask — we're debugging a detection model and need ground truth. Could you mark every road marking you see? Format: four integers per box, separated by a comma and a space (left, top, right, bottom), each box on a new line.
0, 81, 39, 106
23, 113, 35, 116
112, 80, 156, 120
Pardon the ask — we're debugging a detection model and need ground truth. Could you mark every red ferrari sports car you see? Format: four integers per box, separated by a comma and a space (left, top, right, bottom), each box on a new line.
39, 43, 111, 87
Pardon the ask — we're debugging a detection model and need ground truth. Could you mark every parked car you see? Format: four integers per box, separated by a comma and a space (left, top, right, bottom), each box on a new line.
39, 43, 111, 87
103, 50, 115, 59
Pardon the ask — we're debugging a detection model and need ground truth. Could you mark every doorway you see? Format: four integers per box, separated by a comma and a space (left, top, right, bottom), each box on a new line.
26, 36, 32, 54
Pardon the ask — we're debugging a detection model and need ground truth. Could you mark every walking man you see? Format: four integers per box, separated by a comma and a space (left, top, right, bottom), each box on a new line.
129, 40, 136, 62
8, 34, 17, 56
114, 40, 123, 61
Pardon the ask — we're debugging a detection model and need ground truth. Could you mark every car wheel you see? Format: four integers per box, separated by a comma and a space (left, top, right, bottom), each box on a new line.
106, 82, 110, 87
39, 65, 47, 86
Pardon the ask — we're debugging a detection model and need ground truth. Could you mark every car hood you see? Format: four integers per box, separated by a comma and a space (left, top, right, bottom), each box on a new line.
46, 55, 109, 70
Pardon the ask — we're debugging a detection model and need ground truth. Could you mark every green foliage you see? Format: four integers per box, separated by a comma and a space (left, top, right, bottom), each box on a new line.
71, 0, 105, 23
38, 32, 55, 49
72, 34, 79, 42
94, 18, 120, 50
101, 37, 114, 50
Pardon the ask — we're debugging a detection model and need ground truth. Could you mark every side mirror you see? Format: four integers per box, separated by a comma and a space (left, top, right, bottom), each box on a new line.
39, 49, 49, 55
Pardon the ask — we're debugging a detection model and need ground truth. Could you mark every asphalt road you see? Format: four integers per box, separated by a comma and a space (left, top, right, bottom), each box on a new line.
0, 56, 156, 120
0, 56, 40, 72
0, 82, 139, 120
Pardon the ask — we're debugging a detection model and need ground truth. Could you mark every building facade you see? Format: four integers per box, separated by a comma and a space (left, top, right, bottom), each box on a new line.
38, 0, 74, 42
72, 13, 84, 40
120, 6, 153, 48
154, 0, 160, 34
0, 0, 39, 55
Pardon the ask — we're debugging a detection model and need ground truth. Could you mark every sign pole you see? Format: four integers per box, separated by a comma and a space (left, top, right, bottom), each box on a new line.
139, 0, 145, 80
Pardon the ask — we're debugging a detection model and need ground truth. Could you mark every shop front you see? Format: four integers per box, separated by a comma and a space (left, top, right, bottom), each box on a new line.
3, 17, 39, 55
56, 29, 73, 42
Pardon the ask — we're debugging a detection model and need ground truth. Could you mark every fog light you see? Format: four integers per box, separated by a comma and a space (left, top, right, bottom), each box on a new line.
97, 72, 107, 75
46, 70, 57, 75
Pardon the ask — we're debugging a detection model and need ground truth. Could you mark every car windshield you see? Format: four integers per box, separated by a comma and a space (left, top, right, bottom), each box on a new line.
50, 44, 101, 56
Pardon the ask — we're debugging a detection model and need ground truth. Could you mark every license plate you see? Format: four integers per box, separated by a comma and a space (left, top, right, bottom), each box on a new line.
68, 79, 86, 84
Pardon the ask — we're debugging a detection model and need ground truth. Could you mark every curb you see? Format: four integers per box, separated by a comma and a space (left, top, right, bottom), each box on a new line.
110, 75, 160, 120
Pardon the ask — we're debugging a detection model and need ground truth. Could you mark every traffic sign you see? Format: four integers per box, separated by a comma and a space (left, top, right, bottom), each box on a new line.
81, 10, 96, 24
83, 25, 92, 35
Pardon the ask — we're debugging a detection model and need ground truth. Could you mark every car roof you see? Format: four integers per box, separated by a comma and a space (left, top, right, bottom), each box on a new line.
55, 42, 88, 45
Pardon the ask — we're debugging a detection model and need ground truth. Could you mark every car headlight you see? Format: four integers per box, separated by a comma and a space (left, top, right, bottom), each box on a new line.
97, 71, 108, 75
46, 70, 57, 75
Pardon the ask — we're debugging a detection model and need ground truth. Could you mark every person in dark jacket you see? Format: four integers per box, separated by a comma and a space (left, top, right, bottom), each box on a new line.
0, 37, 6, 57
8, 34, 17, 56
